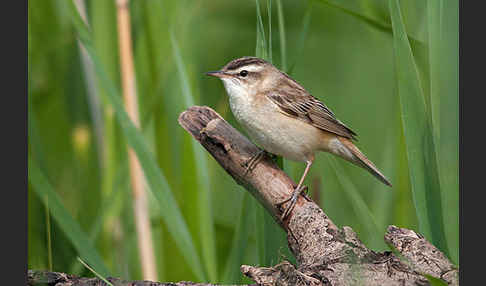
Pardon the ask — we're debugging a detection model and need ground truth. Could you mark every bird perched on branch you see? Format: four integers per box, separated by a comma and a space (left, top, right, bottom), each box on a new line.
207, 56, 391, 219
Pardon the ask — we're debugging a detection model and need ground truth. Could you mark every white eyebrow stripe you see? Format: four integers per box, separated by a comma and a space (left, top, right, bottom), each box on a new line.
235, 64, 263, 73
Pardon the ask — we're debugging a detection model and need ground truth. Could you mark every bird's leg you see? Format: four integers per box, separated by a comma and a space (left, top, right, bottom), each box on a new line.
243, 149, 267, 176
277, 159, 314, 220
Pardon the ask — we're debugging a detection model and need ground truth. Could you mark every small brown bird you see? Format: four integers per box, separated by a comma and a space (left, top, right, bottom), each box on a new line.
207, 56, 391, 218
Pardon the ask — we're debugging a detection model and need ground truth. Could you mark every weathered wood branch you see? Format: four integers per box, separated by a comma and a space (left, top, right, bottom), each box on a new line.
28, 106, 458, 286
178, 106, 458, 286
27, 270, 250, 286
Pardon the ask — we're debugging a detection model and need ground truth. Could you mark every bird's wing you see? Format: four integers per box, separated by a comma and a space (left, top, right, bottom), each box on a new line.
266, 89, 357, 139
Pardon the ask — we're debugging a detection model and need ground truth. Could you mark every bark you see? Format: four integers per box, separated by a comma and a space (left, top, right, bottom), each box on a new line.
28, 106, 459, 286
27, 270, 249, 286
177, 106, 458, 286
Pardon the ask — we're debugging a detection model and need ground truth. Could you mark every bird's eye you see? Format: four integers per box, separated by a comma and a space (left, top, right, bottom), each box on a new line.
239, 70, 248, 77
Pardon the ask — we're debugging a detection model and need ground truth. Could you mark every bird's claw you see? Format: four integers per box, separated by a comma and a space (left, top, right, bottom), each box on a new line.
277, 185, 309, 220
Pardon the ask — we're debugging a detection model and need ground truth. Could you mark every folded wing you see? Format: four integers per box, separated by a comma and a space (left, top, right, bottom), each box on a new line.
266, 87, 357, 140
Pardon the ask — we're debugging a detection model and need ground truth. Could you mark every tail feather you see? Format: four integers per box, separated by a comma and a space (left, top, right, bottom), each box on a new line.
338, 138, 392, 187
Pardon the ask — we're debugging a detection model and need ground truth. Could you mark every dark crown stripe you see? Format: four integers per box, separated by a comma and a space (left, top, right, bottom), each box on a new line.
225, 57, 267, 71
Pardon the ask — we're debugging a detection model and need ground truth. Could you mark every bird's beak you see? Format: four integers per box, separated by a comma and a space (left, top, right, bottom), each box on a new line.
206, 70, 231, 78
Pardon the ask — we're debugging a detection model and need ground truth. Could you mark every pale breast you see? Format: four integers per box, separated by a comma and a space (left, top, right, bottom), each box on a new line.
228, 93, 323, 162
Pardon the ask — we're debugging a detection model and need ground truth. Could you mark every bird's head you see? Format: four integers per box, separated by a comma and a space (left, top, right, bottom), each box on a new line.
206, 56, 282, 97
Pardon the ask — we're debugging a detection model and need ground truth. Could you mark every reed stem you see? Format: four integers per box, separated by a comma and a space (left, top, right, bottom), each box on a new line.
116, 0, 158, 280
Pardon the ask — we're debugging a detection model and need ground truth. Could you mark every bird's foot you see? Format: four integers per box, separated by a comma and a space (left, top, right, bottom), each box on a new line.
242, 149, 266, 176
277, 185, 309, 220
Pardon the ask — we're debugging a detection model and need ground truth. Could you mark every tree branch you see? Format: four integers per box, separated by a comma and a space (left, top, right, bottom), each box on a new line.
178, 106, 458, 286
28, 106, 458, 286
27, 270, 251, 286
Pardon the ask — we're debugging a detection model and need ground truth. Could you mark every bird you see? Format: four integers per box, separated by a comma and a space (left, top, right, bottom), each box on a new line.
207, 56, 391, 219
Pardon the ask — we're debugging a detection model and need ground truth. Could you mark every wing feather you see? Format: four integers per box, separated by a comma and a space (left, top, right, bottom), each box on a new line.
266, 87, 357, 140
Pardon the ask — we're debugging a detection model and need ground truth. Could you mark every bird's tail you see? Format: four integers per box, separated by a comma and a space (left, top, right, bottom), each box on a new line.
338, 137, 392, 187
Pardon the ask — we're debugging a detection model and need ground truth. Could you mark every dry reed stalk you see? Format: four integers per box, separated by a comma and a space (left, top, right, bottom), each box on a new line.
116, 0, 158, 280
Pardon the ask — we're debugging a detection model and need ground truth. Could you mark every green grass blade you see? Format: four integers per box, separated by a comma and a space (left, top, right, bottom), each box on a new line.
427, 0, 441, 142
77, 257, 114, 286
66, 0, 206, 280
426, 4, 445, 254
222, 193, 250, 283
170, 33, 195, 107
288, 3, 312, 75
425, 0, 459, 264
45, 195, 53, 271
316, 0, 424, 47
317, 0, 390, 33
27, 29, 46, 170
254, 204, 265, 266
256, 21, 264, 59
388, 0, 447, 254
90, 0, 120, 207
69, 164, 130, 275
255, 0, 267, 60
424, 274, 448, 286
171, 33, 218, 281
29, 40, 55, 271
263, 208, 288, 266
392, 118, 418, 230
29, 158, 111, 276
267, 0, 273, 62
370, 137, 395, 231
437, 0, 459, 264
275, 0, 287, 71
328, 157, 382, 248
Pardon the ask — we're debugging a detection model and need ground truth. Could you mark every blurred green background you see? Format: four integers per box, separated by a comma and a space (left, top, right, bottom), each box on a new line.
28, 0, 458, 283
